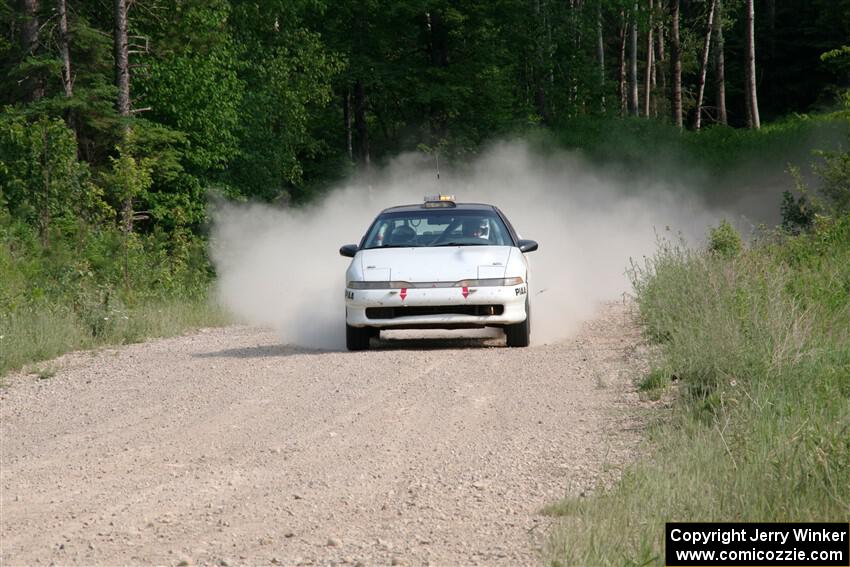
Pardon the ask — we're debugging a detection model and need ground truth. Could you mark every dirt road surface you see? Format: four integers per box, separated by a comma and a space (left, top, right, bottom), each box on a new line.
1, 302, 646, 566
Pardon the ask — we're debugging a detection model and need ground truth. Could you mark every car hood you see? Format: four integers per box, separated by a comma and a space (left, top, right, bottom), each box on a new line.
357, 246, 513, 282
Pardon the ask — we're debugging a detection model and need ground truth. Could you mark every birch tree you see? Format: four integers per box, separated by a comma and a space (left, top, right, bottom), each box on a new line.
618, 10, 628, 116
713, 0, 727, 125
58, 0, 73, 99
744, 0, 761, 129
597, 0, 605, 113
643, 0, 654, 117
693, 0, 717, 130
113, 0, 133, 231
655, 15, 666, 118
629, 2, 639, 115
669, 0, 682, 128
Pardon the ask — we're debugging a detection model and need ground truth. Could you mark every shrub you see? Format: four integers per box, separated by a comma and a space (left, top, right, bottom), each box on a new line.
0, 218, 225, 376
707, 219, 742, 258
780, 190, 815, 233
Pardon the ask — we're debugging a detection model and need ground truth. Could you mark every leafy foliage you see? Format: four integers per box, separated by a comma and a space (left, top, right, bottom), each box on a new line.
2, 0, 849, 212
1, 0, 849, 374
780, 189, 815, 234
0, 113, 107, 234
135, 0, 243, 173
707, 219, 742, 258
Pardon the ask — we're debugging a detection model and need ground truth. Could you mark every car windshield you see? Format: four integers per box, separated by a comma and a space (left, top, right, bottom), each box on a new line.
361, 209, 513, 249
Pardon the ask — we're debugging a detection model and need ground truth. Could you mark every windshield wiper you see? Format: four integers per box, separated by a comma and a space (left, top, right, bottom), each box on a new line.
432, 242, 490, 247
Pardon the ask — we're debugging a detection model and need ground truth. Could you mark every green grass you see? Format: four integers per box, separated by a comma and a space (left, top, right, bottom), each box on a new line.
546, 215, 850, 566
0, 218, 229, 377
0, 298, 228, 376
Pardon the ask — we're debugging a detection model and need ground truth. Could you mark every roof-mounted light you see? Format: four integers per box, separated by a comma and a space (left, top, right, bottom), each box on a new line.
424, 194, 455, 202
423, 194, 456, 208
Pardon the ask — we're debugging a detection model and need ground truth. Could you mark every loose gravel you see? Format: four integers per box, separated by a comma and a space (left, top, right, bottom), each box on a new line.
0, 301, 648, 566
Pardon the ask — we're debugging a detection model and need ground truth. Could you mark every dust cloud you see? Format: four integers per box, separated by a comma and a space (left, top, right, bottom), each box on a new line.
210, 141, 743, 349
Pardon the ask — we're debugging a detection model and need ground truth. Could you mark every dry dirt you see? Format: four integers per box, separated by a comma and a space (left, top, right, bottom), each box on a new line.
1, 301, 648, 567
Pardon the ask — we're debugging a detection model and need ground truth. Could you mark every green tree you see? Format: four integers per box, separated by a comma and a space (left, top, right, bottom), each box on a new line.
135, 0, 243, 173
228, 0, 341, 202
0, 113, 106, 243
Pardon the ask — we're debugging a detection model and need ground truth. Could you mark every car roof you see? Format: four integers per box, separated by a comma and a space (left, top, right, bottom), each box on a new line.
379, 202, 498, 214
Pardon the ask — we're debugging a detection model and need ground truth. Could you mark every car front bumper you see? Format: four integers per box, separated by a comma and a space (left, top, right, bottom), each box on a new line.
345, 284, 528, 329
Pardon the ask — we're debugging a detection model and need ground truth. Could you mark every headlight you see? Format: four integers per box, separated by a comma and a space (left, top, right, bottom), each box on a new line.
453, 277, 524, 287
347, 281, 410, 289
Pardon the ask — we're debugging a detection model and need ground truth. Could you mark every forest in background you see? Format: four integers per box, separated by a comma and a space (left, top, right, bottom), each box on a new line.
2, 0, 849, 219
1, 0, 849, 374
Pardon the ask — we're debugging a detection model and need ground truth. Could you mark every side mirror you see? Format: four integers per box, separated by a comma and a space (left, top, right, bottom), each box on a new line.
339, 244, 359, 258
517, 239, 538, 253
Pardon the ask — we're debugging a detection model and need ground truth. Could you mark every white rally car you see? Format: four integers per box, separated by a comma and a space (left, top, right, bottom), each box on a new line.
339, 195, 538, 350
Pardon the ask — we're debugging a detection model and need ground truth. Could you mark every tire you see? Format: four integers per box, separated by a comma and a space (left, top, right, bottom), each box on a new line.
505, 298, 531, 347
346, 324, 371, 351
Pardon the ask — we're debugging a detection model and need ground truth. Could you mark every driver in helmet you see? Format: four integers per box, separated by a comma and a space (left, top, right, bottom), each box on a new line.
461, 217, 490, 239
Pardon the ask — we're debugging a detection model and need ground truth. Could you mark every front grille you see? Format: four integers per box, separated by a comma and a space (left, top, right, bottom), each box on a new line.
365, 305, 504, 319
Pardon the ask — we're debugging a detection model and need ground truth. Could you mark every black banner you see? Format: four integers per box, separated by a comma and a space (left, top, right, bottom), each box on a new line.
666, 523, 850, 566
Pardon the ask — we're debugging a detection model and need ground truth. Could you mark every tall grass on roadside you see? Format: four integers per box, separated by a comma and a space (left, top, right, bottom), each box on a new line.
0, 299, 228, 376
0, 218, 228, 377
546, 215, 850, 567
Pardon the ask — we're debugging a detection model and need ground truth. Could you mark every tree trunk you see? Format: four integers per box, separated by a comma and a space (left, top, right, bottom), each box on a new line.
618, 11, 627, 116
58, 0, 73, 99
21, 0, 44, 101
114, 0, 130, 119
643, 0, 653, 118
745, 0, 760, 129
670, 0, 682, 128
693, 0, 717, 130
21, 0, 39, 53
597, 0, 605, 113
655, 17, 666, 117
353, 80, 370, 170
573, 0, 583, 113
114, 0, 133, 232
713, 0, 727, 125
58, 0, 78, 140
628, 2, 638, 115
344, 88, 353, 163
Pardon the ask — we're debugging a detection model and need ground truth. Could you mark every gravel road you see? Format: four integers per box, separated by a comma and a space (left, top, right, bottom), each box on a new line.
1, 302, 647, 566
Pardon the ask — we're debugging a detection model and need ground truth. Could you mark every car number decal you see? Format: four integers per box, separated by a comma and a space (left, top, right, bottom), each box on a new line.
515, 286, 527, 296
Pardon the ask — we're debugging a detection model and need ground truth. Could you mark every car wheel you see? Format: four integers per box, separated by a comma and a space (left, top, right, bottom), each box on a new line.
505, 298, 531, 347
346, 324, 371, 351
